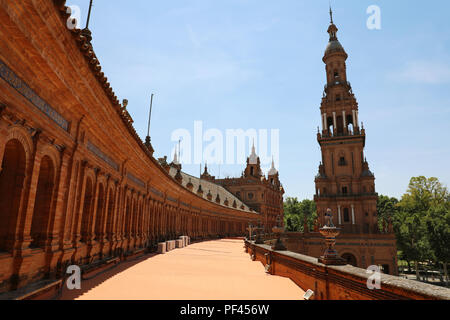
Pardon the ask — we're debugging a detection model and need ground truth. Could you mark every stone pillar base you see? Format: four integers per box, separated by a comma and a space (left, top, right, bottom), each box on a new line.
318, 256, 346, 266
157, 243, 166, 254
271, 241, 286, 251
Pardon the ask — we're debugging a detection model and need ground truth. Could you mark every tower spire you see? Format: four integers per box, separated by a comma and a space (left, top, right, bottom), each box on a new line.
173, 145, 179, 164
329, 4, 333, 24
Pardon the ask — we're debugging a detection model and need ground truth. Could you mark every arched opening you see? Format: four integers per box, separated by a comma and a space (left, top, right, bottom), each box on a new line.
0, 139, 27, 252
336, 115, 343, 134
80, 177, 94, 243
124, 197, 131, 237
342, 253, 357, 267
346, 115, 353, 127
327, 117, 333, 133
94, 184, 105, 240
343, 208, 350, 222
30, 155, 55, 248
131, 200, 137, 237
106, 189, 115, 241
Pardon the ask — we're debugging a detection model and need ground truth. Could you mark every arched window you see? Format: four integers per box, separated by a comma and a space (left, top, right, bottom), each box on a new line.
94, 184, 105, 241
106, 189, 115, 241
0, 139, 27, 252
30, 155, 55, 248
341, 253, 357, 266
80, 177, 94, 243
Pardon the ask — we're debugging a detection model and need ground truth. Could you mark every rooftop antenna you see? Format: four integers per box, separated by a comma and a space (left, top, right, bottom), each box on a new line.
199, 163, 202, 186
145, 93, 155, 155
86, 0, 94, 29
178, 139, 181, 164
82, 0, 94, 43
147, 94, 154, 138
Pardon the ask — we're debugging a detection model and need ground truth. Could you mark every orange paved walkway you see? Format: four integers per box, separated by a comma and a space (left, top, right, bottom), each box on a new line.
62, 239, 305, 300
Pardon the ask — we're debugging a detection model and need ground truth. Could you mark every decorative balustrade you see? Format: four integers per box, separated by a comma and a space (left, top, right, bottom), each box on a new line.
245, 241, 450, 300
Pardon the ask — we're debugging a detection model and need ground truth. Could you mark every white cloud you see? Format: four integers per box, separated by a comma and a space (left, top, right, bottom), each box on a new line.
389, 60, 450, 84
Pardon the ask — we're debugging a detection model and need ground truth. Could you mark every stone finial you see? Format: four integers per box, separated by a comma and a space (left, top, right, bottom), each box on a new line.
197, 184, 204, 196
175, 168, 183, 184
186, 178, 194, 191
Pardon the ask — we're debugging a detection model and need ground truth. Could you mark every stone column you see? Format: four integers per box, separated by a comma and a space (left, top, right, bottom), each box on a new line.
342, 111, 346, 130
352, 110, 356, 128
333, 112, 337, 135
351, 204, 355, 225
338, 205, 342, 225
322, 113, 326, 132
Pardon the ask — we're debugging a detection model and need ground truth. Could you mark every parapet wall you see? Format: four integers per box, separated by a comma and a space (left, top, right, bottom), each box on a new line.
245, 241, 450, 300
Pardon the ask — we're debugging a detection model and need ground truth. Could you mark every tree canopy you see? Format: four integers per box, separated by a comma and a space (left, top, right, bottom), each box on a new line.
283, 197, 317, 232
389, 176, 449, 281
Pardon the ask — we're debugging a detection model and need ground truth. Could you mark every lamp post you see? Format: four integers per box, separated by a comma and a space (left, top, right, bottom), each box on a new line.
271, 215, 286, 251
318, 208, 346, 265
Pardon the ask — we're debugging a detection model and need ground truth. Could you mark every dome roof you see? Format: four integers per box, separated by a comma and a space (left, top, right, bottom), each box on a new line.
325, 40, 345, 55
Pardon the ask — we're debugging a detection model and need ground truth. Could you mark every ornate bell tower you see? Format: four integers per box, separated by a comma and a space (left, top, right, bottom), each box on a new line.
314, 9, 379, 235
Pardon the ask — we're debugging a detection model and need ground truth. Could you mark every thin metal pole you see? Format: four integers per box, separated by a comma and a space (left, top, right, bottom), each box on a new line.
147, 93, 154, 137
86, 0, 93, 29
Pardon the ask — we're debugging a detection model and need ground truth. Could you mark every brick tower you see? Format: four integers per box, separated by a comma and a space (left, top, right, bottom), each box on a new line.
314, 9, 379, 235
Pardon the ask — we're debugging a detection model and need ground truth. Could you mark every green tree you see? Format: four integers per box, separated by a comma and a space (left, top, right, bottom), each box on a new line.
425, 202, 450, 285
394, 176, 449, 282
283, 197, 316, 232
377, 195, 399, 232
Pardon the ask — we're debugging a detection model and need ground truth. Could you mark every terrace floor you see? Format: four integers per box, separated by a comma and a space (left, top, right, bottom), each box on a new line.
60, 239, 305, 300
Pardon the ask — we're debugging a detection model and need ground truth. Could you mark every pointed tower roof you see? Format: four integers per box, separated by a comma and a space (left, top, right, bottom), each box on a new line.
268, 158, 278, 176
248, 140, 258, 165
173, 146, 179, 165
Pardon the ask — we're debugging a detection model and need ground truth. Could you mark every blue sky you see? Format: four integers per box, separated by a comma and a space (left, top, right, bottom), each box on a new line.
67, 0, 450, 200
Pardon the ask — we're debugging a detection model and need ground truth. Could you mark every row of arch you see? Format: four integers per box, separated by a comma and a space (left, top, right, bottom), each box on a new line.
0, 124, 252, 286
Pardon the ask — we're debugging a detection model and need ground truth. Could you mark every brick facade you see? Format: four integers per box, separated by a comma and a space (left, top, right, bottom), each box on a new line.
0, 0, 258, 293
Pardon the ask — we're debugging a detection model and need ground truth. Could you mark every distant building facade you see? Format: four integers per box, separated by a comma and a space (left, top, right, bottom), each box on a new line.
166, 143, 285, 234
215, 144, 285, 233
